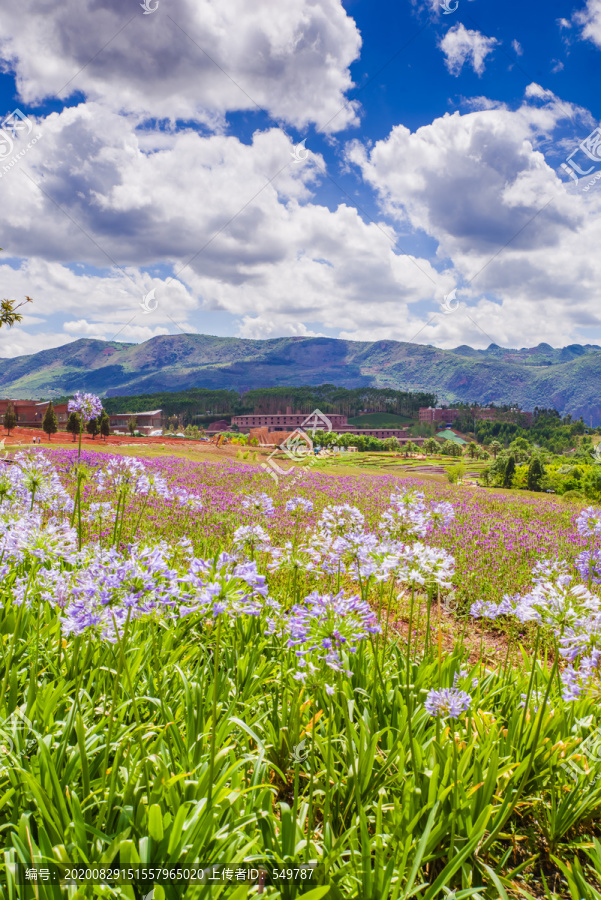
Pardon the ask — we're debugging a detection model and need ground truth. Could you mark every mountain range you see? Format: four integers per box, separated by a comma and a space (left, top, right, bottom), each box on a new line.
2, 334, 601, 424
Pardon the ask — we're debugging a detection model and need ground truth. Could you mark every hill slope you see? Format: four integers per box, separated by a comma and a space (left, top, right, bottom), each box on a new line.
1, 334, 601, 424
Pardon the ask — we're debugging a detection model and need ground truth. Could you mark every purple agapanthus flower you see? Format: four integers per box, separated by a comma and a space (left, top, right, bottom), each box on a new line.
285, 496, 314, 514
576, 507, 601, 540
68, 392, 104, 423
242, 492, 275, 516
424, 687, 471, 719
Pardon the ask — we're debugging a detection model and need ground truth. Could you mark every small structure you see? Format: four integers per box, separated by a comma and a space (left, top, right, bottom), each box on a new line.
107, 409, 162, 436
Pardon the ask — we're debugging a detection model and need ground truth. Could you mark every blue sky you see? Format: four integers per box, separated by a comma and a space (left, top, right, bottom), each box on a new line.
0, 0, 599, 357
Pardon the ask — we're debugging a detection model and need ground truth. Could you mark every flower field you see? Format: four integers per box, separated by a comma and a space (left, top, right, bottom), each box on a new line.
1, 446, 601, 899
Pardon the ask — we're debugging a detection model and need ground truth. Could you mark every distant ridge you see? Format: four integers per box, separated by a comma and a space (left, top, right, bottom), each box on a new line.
1, 333, 601, 424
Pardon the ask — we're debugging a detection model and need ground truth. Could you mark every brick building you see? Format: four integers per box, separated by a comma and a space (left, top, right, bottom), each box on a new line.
0, 399, 69, 428
233, 412, 410, 441
418, 407, 460, 425
232, 412, 348, 432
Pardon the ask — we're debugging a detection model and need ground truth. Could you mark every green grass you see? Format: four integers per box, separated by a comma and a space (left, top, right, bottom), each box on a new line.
3, 448, 601, 897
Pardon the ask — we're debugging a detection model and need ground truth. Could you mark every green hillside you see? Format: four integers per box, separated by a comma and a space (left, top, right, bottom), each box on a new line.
1, 334, 601, 424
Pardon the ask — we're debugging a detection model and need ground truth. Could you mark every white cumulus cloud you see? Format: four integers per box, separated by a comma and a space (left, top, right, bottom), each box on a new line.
439, 24, 499, 76
346, 88, 601, 348
574, 0, 601, 46
0, 0, 362, 133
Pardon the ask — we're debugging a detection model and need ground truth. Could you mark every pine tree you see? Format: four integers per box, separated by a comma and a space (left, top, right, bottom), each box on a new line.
86, 417, 100, 440
3, 401, 16, 435
99, 410, 110, 440
527, 456, 545, 492
42, 401, 58, 440
66, 411, 81, 442
503, 454, 516, 488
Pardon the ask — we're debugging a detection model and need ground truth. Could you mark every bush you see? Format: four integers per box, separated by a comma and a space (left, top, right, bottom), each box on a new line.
446, 463, 465, 484
561, 490, 585, 504
583, 467, 601, 503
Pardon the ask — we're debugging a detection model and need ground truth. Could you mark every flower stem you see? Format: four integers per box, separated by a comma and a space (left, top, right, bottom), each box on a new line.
207, 615, 223, 810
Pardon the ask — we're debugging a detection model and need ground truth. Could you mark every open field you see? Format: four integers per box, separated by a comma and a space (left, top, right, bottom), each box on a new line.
1, 444, 601, 898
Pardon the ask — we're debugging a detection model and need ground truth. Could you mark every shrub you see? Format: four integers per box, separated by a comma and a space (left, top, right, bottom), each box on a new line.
561, 490, 585, 504
583, 467, 601, 503
446, 463, 465, 484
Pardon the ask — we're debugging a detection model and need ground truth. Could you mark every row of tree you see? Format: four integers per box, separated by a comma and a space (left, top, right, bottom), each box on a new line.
2, 401, 110, 440
240, 385, 437, 417
101, 385, 438, 424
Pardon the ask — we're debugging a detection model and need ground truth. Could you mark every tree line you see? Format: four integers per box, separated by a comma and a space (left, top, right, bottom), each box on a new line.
2, 401, 110, 441
102, 385, 437, 424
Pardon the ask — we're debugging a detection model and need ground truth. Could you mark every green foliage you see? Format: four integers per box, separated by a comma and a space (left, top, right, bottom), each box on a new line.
41, 401, 58, 438
184, 424, 201, 439
441, 440, 463, 457
347, 412, 413, 427
0, 295, 32, 328
583, 467, 601, 503
446, 463, 465, 484
102, 385, 435, 427
476, 410, 587, 455
314, 430, 388, 453
240, 385, 436, 417
66, 411, 81, 441
410, 421, 436, 438
3, 401, 16, 434
104, 389, 239, 421
403, 440, 419, 456
86, 416, 100, 439
503, 454, 516, 488
561, 490, 585, 504
3, 507, 601, 895
527, 455, 545, 492
99, 410, 110, 439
